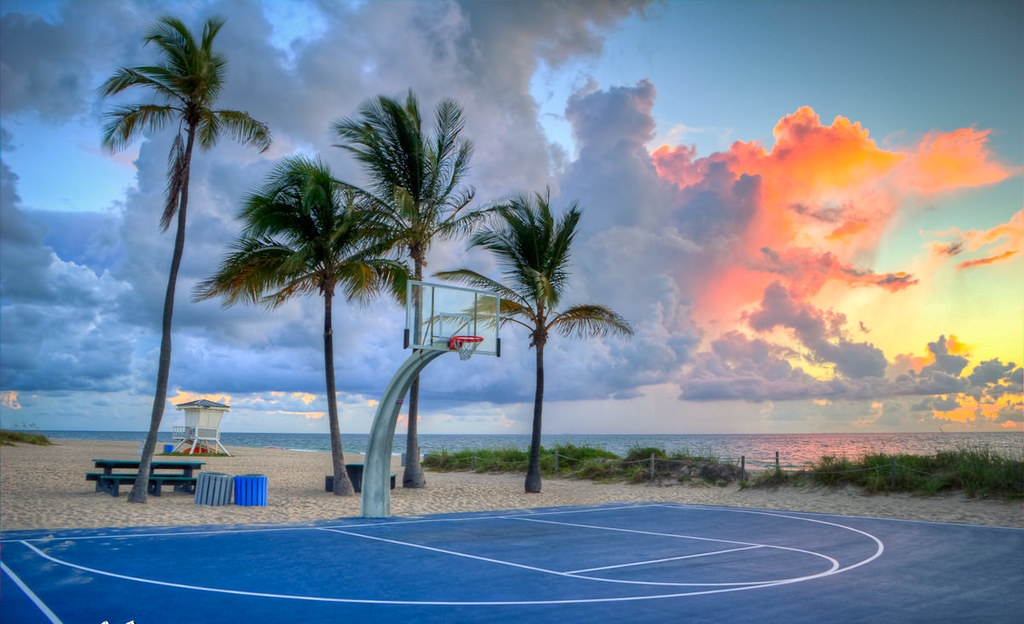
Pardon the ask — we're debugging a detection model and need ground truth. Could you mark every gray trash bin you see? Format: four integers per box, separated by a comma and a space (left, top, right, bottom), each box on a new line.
194, 471, 232, 505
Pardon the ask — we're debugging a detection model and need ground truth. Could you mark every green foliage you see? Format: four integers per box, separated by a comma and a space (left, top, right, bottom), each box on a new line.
803, 447, 1022, 500
422, 448, 529, 473
576, 459, 619, 481
423, 444, 1021, 499
0, 430, 52, 446
750, 468, 798, 488
423, 444, 740, 486
624, 446, 666, 462
668, 448, 719, 462
553, 443, 617, 460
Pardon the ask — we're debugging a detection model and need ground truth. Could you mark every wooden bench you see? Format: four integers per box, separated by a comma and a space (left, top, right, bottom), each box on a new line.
86, 472, 198, 497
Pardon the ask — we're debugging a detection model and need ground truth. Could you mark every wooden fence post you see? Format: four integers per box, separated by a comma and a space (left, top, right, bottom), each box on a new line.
741, 456, 746, 481
650, 453, 655, 480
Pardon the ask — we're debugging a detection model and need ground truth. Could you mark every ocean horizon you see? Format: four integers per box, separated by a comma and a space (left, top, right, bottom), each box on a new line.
30, 430, 1023, 469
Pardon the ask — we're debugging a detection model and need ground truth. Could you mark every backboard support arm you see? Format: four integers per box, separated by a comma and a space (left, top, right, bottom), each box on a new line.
361, 348, 448, 517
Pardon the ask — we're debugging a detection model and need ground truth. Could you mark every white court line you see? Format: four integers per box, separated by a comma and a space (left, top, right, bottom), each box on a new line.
512, 515, 761, 547
7, 506, 886, 606
318, 527, 573, 577
12, 538, 844, 605
327, 520, 843, 588
1, 560, 64, 623
565, 545, 765, 575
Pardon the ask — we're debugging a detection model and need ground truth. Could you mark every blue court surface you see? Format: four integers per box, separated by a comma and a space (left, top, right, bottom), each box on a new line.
2, 502, 1022, 623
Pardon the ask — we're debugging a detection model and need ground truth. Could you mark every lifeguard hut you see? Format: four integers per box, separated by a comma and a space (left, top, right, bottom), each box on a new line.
172, 399, 231, 455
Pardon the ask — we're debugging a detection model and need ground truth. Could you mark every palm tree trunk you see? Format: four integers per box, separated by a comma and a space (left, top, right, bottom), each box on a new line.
403, 256, 426, 488
324, 290, 354, 496
128, 129, 196, 503
525, 342, 545, 493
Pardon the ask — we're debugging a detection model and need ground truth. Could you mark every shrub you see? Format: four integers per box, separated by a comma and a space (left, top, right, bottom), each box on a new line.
624, 446, 666, 463
0, 430, 52, 446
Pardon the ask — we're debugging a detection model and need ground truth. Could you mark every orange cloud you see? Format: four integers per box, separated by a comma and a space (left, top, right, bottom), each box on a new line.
291, 392, 318, 405
736, 107, 904, 195
720, 108, 904, 256
931, 393, 1018, 424
944, 335, 971, 357
825, 220, 868, 242
892, 335, 971, 375
0, 391, 20, 409
900, 128, 1013, 194
652, 107, 1014, 337
167, 390, 232, 407
929, 210, 1023, 270
957, 250, 1018, 269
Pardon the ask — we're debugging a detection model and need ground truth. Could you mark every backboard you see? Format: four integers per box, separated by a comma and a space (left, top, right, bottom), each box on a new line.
405, 281, 500, 357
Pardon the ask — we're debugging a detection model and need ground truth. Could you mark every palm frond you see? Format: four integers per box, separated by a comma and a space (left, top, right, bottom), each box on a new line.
161, 132, 187, 231
550, 304, 635, 338
97, 67, 178, 102
193, 237, 294, 307
331, 89, 479, 266
197, 155, 395, 312
212, 109, 271, 153
100, 104, 179, 153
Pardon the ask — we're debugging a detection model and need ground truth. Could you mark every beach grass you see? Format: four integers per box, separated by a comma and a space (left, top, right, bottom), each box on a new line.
423, 445, 739, 486
425, 443, 1023, 499
749, 446, 1023, 500
0, 430, 52, 446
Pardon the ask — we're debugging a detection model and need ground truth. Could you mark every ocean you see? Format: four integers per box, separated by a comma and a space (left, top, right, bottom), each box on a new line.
34, 430, 1023, 469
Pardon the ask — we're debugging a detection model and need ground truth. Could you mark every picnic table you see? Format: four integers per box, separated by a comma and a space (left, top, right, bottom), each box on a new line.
86, 459, 205, 497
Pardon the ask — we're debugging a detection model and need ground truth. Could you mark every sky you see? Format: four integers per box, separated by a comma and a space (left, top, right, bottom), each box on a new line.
1, 0, 1021, 436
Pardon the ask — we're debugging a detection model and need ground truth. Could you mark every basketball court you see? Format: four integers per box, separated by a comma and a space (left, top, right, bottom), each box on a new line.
2, 502, 1022, 623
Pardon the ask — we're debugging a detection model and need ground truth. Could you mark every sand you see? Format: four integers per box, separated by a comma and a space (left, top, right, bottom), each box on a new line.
1, 438, 1021, 532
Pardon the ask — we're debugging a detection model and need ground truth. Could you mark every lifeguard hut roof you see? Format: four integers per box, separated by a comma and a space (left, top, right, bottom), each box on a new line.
176, 399, 229, 411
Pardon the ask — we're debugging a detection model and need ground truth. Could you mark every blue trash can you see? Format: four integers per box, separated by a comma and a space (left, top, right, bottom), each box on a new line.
234, 474, 268, 506
164, 444, 175, 453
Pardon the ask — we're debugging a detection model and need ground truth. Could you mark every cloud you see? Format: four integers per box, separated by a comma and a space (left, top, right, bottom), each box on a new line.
745, 282, 887, 379
0, 2, 137, 119
678, 331, 829, 402
899, 128, 1015, 194
929, 209, 1023, 270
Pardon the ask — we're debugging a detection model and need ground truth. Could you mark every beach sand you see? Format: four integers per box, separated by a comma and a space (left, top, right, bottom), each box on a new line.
1, 438, 1020, 532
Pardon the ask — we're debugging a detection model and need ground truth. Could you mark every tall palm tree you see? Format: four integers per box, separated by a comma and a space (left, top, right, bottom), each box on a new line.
332, 90, 485, 488
194, 155, 399, 496
99, 15, 271, 503
437, 190, 634, 493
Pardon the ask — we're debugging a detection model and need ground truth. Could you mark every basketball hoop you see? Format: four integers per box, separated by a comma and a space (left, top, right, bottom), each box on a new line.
448, 335, 484, 361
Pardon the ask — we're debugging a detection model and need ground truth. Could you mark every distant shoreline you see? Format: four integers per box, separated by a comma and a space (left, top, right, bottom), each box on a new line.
21, 429, 1023, 467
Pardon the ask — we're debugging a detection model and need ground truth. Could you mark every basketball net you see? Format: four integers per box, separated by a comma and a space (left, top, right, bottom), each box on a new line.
448, 336, 484, 361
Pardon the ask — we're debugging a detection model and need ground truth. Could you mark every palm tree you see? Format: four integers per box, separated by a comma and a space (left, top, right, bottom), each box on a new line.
194, 155, 400, 496
437, 190, 634, 493
99, 15, 271, 503
332, 90, 486, 488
